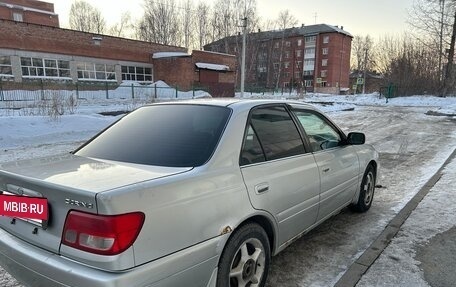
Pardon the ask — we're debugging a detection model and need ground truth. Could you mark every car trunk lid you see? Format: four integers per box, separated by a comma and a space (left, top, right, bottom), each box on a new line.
0, 153, 190, 254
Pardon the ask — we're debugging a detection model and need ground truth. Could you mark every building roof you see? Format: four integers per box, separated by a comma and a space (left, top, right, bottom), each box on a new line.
195, 62, 230, 71
204, 23, 352, 49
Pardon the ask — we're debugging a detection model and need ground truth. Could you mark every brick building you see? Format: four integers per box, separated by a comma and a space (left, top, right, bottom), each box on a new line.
153, 50, 236, 97
0, 0, 236, 97
204, 24, 352, 94
0, 0, 58, 27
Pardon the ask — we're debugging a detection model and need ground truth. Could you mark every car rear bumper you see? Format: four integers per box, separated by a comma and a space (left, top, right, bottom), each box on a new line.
0, 228, 222, 287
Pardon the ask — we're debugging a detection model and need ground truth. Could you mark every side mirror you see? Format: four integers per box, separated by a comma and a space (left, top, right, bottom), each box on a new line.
347, 132, 365, 145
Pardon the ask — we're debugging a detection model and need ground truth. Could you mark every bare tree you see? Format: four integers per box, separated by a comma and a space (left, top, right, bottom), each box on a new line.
138, 0, 181, 46
443, 8, 456, 96
276, 9, 298, 30
181, 0, 194, 49
69, 0, 106, 34
351, 35, 374, 71
108, 12, 134, 38
274, 9, 298, 89
408, 0, 456, 95
375, 34, 440, 95
195, 2, 211, 50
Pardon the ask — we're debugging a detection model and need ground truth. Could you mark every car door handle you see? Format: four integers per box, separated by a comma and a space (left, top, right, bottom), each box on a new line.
255, 184, 269, 194
322, 167, 331, 173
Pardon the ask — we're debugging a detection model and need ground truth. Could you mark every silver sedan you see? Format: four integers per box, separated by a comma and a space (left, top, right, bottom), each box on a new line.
0, 99, 378, 287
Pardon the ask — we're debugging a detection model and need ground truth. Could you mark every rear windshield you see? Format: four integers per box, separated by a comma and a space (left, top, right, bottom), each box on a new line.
75, 104, 231, 167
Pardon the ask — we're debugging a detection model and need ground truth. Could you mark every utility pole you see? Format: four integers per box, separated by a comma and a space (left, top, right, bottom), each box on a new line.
240, 0, 247, 98
362, 47, 368, 94
439, 0, 445, 85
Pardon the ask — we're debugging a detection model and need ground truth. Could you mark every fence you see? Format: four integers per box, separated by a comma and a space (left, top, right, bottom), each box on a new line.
0, 80, 209, 102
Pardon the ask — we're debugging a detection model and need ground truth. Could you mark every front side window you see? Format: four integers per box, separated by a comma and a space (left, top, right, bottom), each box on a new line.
248, 106, 305, 161
75, 105, 231, 167
293, 110, 342, 151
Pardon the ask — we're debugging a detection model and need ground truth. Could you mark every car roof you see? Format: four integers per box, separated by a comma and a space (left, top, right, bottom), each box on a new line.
151, 98, 316, 110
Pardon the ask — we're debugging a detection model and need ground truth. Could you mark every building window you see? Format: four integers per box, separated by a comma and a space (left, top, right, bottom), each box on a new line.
304, 59, 315, 67
284, 51, 290, 59
295, 50, 302, 57
273, 62, 279, 70
297, 39, 303, 46
322, 59, 328, 66
321, 70, 327, 77
305, 36, 316, 44
13, 12, 23, 22
322, 47, 329, 55
21, 57, 70, 79
284, 62, 290, 69
294, 72, 301, 79
305, 80, 313, 87
0, 56, 13, 77
274, 42, 280, 49
121, 66, 152, 82
305, 47, 315, 57
283, 72, 290, 79
258, 62, 267, 73
323, 35, 330, 44
285, 41, 291, 47
77, 62, 116, 81
303, 70, 314, 76
296, 61, 302, 69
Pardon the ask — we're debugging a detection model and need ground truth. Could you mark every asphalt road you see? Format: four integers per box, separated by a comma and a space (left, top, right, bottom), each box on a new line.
1, 105, 455, 287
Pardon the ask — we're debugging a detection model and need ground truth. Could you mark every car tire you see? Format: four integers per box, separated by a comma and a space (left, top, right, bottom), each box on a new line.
350, 165, 376, 212
216, 223, 271, 287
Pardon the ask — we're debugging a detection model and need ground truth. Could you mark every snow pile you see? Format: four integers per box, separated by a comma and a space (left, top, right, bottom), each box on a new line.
110, 81, 210, 100
152, 52, 190, 59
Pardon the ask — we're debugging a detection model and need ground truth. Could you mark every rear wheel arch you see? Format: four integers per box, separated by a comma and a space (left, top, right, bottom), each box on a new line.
245, 215, 276, 254
216, 222, 271, 287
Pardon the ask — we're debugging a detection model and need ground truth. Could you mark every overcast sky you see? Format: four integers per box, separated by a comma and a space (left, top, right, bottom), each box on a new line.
49, 0, 415, 37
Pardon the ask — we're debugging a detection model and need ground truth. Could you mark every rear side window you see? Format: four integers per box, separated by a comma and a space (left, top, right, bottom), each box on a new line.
242, 106, 305, 163
240, 125, 266, 165
75, 105, 231, 167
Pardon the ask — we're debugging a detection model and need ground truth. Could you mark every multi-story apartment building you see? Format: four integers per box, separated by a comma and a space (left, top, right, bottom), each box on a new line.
204, 24, 352, 94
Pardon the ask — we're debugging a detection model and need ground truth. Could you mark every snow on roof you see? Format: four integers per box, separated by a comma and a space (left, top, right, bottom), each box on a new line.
152, 52, 190, 59
195, 62, 230, 71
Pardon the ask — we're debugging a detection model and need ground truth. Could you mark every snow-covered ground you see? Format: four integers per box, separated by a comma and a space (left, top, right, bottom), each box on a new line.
0, 91, 455, 287
357, 157, 456, 287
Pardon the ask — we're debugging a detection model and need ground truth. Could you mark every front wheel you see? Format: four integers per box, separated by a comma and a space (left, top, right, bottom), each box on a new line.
350, 165, 376, 212
216, 223, 271, 287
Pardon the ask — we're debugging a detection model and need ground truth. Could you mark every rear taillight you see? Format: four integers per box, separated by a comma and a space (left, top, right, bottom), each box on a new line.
62, 211, 145, 256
